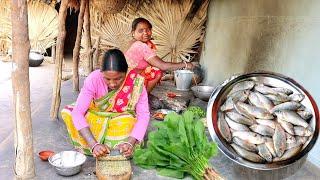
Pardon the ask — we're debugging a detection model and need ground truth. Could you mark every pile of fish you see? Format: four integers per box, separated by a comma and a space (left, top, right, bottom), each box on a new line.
218, 80, 314, 163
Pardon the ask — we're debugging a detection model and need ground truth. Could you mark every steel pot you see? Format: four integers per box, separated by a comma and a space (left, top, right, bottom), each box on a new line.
207, 71, 319, 170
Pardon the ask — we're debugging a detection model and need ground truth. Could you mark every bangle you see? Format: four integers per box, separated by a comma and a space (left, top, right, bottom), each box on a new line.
183, 61, 188, 69
121, 142, 134, 149
90, 142, 100, 153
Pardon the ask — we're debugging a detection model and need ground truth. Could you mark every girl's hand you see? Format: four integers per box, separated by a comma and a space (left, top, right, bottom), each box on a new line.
92, 144, 110, 158
186, 62, 194, 70
117, 142, 134, 157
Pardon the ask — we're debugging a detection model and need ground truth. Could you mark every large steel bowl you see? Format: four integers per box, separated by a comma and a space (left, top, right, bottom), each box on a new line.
191, 85, 215, 101
207, 71, 319, 170
48, 151, 86, 176
29, 51, 44, 67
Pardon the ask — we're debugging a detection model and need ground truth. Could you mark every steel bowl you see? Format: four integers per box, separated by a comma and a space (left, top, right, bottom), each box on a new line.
29, 51, 44, 67
48, 151, 87, 176
191, 85, 215, 101
207, 71, 319, 170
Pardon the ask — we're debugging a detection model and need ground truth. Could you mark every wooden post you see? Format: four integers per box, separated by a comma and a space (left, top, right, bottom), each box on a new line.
72, 0, 86, 91
11, 0, 35, 178
84, 0, 93, 75
50, 0, 69, 119
52, 44, 56, 64
92, 36, 100, 69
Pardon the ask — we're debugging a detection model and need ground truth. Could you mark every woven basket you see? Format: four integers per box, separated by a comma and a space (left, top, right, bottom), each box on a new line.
92, 0, 127, 14
96, 155, 132, 180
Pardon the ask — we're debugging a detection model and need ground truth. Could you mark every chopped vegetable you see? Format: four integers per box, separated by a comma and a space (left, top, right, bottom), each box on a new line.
133, 111, 221, 179
187, 106, 206, 118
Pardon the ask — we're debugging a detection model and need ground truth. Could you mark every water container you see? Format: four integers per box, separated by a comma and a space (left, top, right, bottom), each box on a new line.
174, 70, 194, 91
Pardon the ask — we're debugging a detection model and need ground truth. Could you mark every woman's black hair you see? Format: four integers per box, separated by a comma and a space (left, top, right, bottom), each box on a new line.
131, 17, 152, 31
101, 49, 128, 73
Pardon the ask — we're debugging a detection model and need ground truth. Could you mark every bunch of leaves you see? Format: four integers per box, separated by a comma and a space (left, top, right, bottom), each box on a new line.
133, 110, 218, 179
187, 106, 206, 118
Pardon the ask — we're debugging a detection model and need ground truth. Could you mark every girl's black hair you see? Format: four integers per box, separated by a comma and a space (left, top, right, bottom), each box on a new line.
131, 17, 152, 31
101, 49, 128, 72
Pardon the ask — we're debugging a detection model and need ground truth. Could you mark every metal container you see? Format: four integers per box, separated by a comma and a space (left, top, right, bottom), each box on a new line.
207, 71, 319, 170
191, 85, 215, 101
48, 151, 87, 176
174, 70, 194, 91
29, 51, 44, 67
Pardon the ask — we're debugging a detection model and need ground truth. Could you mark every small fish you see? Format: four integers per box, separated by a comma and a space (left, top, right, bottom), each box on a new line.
221, 90, 251, 112
232, 131, 265, 144
229, 81, 255, 94
297, 110, 313, 120
272, 87, 293, 95
273, 124, 287, 157
273, 145, 302, 162
235, 102, 274, 119
228, 90, 250, 102
263, 137, 273, 142
289, 93, 305, 102
277, 119, 295, 135
274, 110, 309, 128
250, 124, 275, 137
226, 111, 256, 126
248, 91, 274, 111
286, 133, 296, 144
232, 137, 257, 152
257, 144, 273, 162
220, 98, 234, 112
270, 101, 302, 114
286, 141, 301, 150
293, 126, 313, 137
265, 93, 290, 103
217, 112, 232, 142
296, 136, 308, 144
254, 84, 279, 95
272, 101, 283, 105
230, 143, 265, 163
256, 119, 277, 129
265, 141, 277, 157
225, 116, 250, 131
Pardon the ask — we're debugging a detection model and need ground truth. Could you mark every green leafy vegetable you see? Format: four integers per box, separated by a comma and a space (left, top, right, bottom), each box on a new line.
133, 110, 218, 179
187, 106, 206, 118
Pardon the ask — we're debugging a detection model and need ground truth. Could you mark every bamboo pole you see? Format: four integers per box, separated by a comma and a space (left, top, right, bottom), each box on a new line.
92, 36, 100, 69
52, 44, 56, 64
11, 0, 35, 178
84, 0, 93, 75
72, 0, 86, 91
50, 0, 69, 119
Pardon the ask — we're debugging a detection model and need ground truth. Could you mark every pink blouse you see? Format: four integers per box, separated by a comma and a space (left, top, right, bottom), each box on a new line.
71, 70, 150, 142
125, 41, 157, 69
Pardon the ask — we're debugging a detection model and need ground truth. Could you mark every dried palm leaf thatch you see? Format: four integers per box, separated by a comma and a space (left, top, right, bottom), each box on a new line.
0, 0, 11, 54
0, 0, 58, 54
92, 0, 127, 14
139, 0, 209, 63
28, 0, 59, 53
90, 4, 138, 52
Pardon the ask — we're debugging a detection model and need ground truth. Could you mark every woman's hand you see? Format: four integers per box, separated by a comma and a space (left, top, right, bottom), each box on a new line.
92, 144, 110, 158
117, 142, 134, 157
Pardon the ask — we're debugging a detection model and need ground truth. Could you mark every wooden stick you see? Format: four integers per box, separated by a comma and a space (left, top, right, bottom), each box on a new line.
72, 0, 86, 91
50, 0, 69, 119
11, 0, 35, 178
92, 36, 100, 69
52, 44, 56, 64
84, 0, 93, 75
